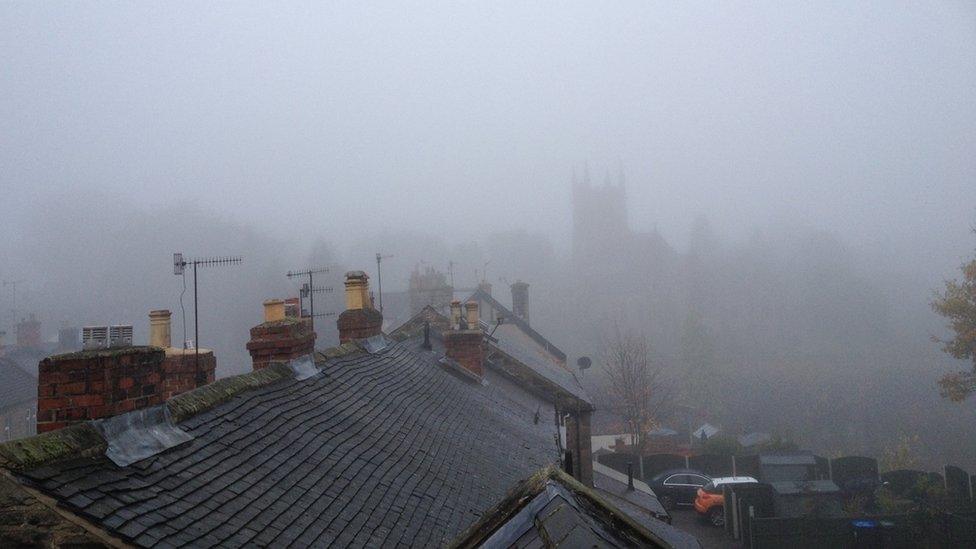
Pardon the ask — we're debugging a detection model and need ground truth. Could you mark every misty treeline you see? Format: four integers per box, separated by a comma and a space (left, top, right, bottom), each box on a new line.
2, 192, 973, 470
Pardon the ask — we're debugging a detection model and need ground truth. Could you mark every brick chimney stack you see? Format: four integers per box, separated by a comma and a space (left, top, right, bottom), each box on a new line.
445, 301, 484, 378
336, 271, 383, 343
37, 347, 166, 433
152, 309, 216, 400
247, 299, 316, 370
510, 281, 529, 325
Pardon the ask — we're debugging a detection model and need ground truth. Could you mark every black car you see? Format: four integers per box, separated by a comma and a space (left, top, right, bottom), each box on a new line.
647, 469, 712, 510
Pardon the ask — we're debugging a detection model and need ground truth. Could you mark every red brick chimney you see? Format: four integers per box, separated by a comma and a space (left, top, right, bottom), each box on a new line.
37, 347, 166, 433
444, 301, 484, 377
150, 309, 216, 400
247, 299, 316, 370
337, 271, 383, 343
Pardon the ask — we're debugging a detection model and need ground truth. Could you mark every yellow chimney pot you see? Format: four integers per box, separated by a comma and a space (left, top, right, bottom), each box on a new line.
263, 299, 286, 322
465, 301, 480, 330
344, 271, 370, 311
149, 309, 172, 348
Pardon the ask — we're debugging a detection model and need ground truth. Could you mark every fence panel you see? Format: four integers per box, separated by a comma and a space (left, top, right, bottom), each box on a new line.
734, 454, 762, 479
831, 456, 879, 491
641, 453, 686, 480
813, 455, 830, 480
689, 454, 733, 477
596, 452, 633, 476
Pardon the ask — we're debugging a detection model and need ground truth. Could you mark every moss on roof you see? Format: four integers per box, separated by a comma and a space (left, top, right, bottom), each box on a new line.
0, 424, 106, 472
166, 362, 293, 423
46, 346, 163, 361
314, 340, 364, 360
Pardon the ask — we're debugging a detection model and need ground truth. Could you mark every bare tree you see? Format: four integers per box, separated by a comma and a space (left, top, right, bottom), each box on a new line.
600, 327, 671, 478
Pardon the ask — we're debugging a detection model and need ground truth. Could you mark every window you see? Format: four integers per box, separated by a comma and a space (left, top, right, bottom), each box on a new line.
665, 474, 707, 485
663, 475, 684, 485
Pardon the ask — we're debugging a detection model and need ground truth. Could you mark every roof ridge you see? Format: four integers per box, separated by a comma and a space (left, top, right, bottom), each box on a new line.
0, 423, 106, 472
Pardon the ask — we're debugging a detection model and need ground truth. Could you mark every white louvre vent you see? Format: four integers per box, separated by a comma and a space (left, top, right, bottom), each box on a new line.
83, 326, 109, 350
109, 325, 133, 347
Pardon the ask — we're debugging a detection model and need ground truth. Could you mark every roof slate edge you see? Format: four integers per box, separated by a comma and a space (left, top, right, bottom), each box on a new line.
448, 465, 672, 548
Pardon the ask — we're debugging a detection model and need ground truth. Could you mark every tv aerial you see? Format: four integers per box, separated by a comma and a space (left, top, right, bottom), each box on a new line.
173, 253, 242, 364
287, 267, 333, 332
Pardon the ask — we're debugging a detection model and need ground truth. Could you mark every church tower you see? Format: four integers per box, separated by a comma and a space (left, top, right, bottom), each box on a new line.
571, 164, 629, 262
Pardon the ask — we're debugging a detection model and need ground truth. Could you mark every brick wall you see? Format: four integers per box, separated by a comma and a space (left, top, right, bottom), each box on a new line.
160, 350, 216, 401
445, 330, 484, 378
247, 317, 316, 370
37, 347, 165, 433
336, 308, 383, 343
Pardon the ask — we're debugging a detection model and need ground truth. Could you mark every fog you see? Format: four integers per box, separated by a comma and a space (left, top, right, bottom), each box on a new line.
2, 3, 975, 468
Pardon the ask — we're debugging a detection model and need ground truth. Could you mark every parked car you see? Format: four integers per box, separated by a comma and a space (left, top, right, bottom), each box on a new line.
647, 469, 711, 510
693, 476, 759, 527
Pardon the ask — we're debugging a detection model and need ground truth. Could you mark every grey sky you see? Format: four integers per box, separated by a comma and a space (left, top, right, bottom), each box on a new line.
2, 1, 974, 267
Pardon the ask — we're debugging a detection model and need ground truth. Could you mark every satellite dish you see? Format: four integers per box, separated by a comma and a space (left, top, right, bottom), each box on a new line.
577, 356, 592, 370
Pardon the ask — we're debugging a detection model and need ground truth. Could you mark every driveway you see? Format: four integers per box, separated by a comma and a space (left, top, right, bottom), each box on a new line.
669, 508, 741, 549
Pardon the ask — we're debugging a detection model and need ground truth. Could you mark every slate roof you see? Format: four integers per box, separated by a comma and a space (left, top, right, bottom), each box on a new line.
449, 466, 686, 548
8, 338, 560, 547
588, 466, 701, 548
466, 288, 566, 362
591, 461, 669, 520
391, 304, 592, 410
487, 324, 592, 408
0, 357, 37, 411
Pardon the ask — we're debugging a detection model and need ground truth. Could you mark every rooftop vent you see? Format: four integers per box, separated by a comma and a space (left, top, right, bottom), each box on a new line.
82, 326, 109, 350
109, 325, 133, 347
